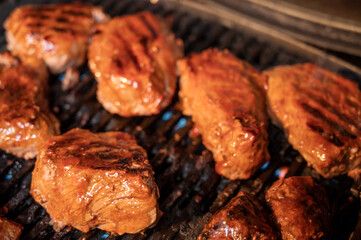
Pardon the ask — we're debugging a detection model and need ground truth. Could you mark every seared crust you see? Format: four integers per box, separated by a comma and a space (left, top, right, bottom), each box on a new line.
0, 217, 23, 240
88, 12, 183, 117
31, 128, 160, 235
178, 49, 269, 180
0, 52, 59, 160
265, 63, 361, 178
198, 191, 278, 240
266, 176, 331, 240
4, 2, 108, 74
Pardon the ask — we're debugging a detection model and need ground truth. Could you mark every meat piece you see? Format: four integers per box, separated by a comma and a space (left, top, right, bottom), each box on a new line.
178, 49, 269, 180
31, 128, 160, 235
0, 52, 60, 160
4, 2, 109, 74
88, 12, 183, 117
265, 63, 361, 178
266, 176, 331, 240
198, 191, 278, 240
0, 218, 23, 240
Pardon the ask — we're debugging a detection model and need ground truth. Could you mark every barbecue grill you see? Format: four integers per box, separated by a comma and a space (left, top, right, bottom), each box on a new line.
0, 0, 360, 239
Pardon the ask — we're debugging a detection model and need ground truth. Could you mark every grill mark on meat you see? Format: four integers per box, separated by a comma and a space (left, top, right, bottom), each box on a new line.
81, 142, 116, 149
62, 10, 90, 17
133, 153, 146, 162
48, 147, 149, 173
48, 140, 119, 150
52, 27, 75, 35
25, 14, 50, 20
56, 17, 69, 23
95, 152, 120, 160
328, 77, 354, 96
115, 32, 141, 71
139, 14, 157, 38
91, 166, 113, 170
27, 23, 43, 28
114, 157, 150, 169
300, 102, 357, 139
128, 168, 150, 173
125, 21, 154, 67
307, 122, 344, 146
123, 19, 156, 71
125, 20, 145, 39
116, 157, 131, 163
123, 20, 160, 79
93, 29, 102, 35
92, 155, 151, 172
48, 140, 147, 163
299, 85, 361, 131
68, 152, 83, 158
123, 43, 140, 71
112, 57, 122, 69
43, 35, 51, 41
227, 203, 249, 220
139, 37, 148, 48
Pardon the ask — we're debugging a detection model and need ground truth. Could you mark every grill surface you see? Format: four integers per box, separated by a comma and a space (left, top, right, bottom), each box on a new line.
0, 0, 360, 239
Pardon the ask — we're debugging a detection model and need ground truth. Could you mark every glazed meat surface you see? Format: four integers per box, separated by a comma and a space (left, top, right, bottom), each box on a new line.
4, 2, 108, 74
198, 191, 278, 240
265, 63, 361, 178
31, 128, 160, 235
88, 12, 183, 117
178, 49, 269, 180
266, 176, 330, 240
0, 217, 23, 240
0, 52, 59, 160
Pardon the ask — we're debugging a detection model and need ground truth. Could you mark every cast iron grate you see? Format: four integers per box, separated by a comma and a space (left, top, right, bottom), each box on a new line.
0, 0, 360, 239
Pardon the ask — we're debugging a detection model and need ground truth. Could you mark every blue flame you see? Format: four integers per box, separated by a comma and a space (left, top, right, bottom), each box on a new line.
101, 233, 109, 239
58, 73, 65, 81
162, 111, 173, 121
261, 161, 270, 170
174, 118, 187, 131
274, 169, 281, 177
5, 174, 12, 180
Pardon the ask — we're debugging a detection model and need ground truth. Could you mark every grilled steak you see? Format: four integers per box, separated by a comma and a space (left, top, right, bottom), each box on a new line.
88, 12, 183, 117
265, 63, 361, 178
266, 176, 331, 240
0, 217, 23, 240
178, 49, 269, 180
31, 128, 160, 235
4, 2, 108, 74
0, 52, 60, 160
198, 191, 278, 240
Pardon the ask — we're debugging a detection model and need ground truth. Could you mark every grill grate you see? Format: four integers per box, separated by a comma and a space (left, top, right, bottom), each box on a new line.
0, 0, 360, 239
